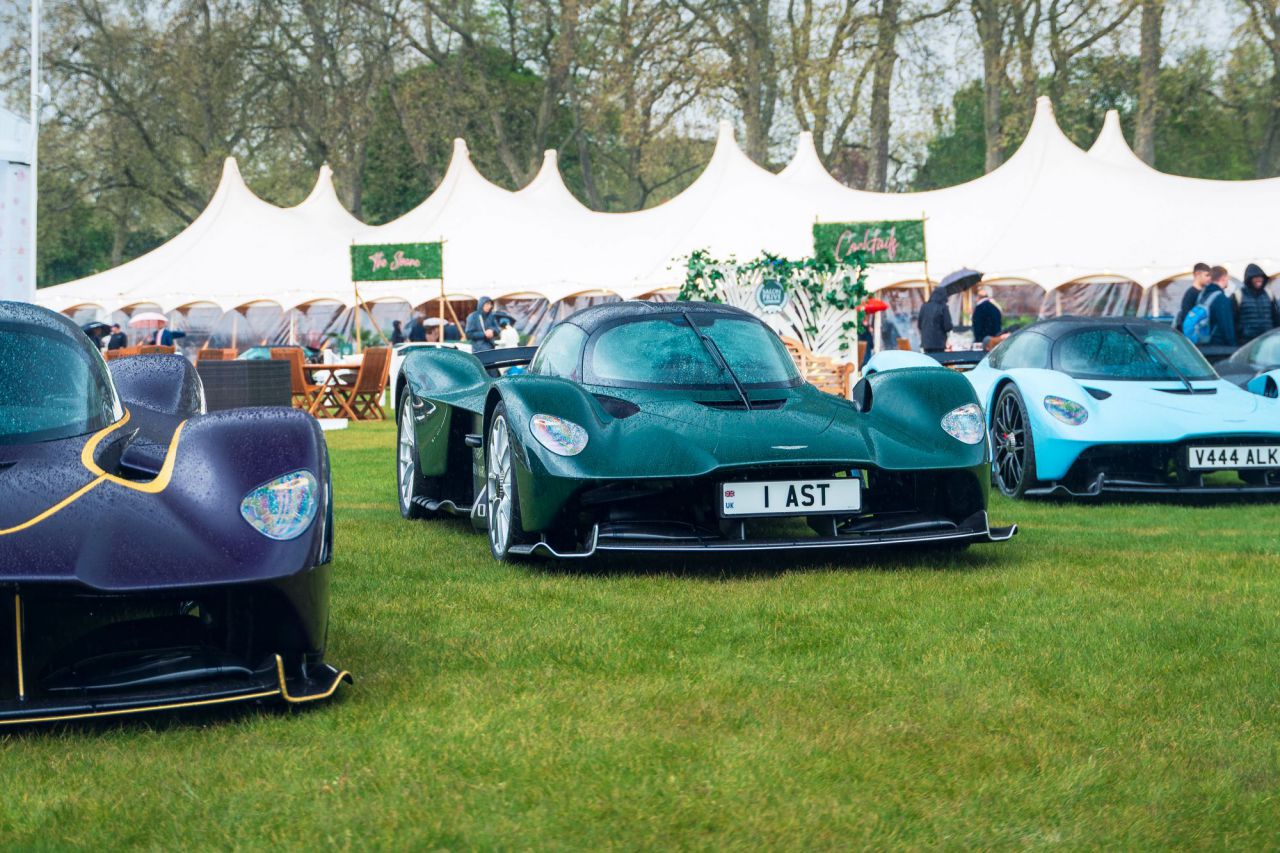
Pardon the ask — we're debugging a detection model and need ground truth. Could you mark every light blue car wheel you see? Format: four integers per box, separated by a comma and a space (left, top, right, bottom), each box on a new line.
992, 385, 1037, 498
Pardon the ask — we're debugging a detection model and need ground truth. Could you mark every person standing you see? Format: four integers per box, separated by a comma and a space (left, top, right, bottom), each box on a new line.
106, 324, 128, 350
465, 297, 501, 352
1233, 263, 1279, 343
918, 286, 953, 354
971, 287, 1003, 344
150, 324, 186, 347
1197, 266, 1237, 347
407, 312, 427, 343
1174, 262, 1212, 330
390, 320, 406, 345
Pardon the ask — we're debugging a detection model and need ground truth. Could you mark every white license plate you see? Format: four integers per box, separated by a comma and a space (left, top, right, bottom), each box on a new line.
720, 479, 861, 517
1188, 445, 1280, 470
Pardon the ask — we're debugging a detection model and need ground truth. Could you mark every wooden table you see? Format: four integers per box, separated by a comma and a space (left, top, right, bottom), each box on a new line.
303, 362, 363, 418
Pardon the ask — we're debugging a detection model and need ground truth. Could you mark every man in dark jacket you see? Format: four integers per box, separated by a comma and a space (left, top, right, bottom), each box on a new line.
465, 296, 501, 352
971, 287, 1003, 343
106, 324, 128, 350
1202, 266, 1237, 347
918, 286, 953, 353
1174, 262, 1212, 331
1234, 262, 1279, 343
407, 312, 427, 343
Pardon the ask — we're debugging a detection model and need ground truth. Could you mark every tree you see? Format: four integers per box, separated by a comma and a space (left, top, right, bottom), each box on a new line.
1134, 0, 1162, 164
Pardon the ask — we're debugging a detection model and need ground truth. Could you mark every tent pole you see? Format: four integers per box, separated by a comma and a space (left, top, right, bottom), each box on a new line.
232, 314, 238, 350
353, 282, 362, 354
29, 0, 38, 297
920, 212, 931, 296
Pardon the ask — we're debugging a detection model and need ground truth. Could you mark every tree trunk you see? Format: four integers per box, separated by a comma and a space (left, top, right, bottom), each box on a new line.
972, 1, 1006, 172
865, 0, 900, 191
741, 0, 777, 163
1134, 0, 1162, 164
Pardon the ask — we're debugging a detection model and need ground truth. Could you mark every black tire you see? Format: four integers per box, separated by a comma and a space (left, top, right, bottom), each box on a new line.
396, 392, 432, 519
485, 403, 531, 562
991, 384, 1037, 498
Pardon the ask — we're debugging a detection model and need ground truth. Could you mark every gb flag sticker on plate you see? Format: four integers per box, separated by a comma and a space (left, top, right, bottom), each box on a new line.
721, 479, 861, 517
1188, 445, 1280, 470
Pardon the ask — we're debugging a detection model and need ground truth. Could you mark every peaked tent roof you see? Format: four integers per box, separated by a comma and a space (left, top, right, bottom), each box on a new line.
35, 97, 1280, 316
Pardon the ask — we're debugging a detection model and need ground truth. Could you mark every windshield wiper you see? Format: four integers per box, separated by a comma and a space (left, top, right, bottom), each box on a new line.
1123, 324, 1193, 393
681, 310, 751, 410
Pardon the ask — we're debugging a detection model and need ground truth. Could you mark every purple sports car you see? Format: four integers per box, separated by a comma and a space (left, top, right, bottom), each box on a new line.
0, 302, 347, 724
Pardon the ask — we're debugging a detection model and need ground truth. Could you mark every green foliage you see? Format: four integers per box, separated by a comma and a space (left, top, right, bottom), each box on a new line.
680, 248, 870, 350
915, 48, 1280, 189
362, 50, 578, 224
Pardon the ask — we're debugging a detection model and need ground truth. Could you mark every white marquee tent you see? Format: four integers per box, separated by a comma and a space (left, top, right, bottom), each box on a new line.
33, 97, 1280, 343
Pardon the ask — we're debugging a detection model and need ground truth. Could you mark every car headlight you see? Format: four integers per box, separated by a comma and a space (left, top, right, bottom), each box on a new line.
940, 403, 985, 445
240, 470, 319, 540
1044, 395, 1088, 426
530, 414, 589, 456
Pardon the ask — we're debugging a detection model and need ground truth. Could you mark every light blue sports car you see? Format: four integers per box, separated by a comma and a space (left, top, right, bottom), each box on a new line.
864, 318, 1280, 498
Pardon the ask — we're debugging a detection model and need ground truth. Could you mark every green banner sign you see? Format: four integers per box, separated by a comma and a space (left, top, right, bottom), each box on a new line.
350, 242, 443, 281
813, 220, 926, 265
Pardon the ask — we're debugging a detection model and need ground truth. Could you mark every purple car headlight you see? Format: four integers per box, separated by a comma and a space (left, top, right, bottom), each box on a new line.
1043, 395, 1088, 426
530, 414, 588, 456
941, 403, 985, 445
240, 470, 319, 540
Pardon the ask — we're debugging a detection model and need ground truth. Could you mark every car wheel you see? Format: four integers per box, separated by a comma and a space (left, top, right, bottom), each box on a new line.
486, 403, 530, 561
992, 384, 1037, 498
397, 392, 431, 519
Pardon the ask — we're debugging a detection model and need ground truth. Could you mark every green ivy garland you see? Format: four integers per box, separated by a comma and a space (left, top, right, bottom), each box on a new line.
679, 248, 872, 351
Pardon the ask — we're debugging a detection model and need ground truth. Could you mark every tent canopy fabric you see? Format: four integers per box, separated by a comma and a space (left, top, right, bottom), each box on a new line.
35, 97, 1280, 317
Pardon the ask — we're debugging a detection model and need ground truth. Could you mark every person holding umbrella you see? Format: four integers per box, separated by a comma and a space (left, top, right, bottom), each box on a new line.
129, 312, 187, 347
920, 268, 982, 354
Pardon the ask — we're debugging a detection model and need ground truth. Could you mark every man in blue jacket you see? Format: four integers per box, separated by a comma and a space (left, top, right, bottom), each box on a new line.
1202, 266, 1237, 347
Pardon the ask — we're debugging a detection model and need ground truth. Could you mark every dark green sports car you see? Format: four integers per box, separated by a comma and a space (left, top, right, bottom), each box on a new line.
394, 301, 1015, 561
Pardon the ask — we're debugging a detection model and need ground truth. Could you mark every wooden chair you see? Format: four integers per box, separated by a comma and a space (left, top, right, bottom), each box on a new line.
137, 345, 175, 356
896, 337, 912, 351
105, 346, 140, 361
781, 337, 855, 398
196, 348, 237, 362
331, 347, 391, 420
271, 347, 323, 411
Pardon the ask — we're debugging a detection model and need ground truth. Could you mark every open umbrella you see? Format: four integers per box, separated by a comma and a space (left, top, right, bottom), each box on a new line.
939, 268, 983, 297
80, 321, 111, 335
859, 298, 890, 314
128, 311, 169, 329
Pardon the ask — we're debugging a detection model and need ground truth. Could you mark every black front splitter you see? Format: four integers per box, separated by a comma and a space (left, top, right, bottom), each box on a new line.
0, 656, 350, 726
509, 512, 1016, 559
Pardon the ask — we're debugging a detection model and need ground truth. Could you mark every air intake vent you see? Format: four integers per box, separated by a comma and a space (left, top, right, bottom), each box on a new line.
592, 394, 641, 419
1083, 387, 1111, 400
1156, 387, 1217, 395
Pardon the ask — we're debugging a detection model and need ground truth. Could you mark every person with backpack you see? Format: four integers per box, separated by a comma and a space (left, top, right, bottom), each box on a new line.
1182, 265, 1236, 347
1233, 262, 1280, 343
1174, 262, 1212, 331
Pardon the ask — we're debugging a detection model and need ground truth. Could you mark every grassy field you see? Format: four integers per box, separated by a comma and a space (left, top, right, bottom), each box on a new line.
2, 419, 1279, 848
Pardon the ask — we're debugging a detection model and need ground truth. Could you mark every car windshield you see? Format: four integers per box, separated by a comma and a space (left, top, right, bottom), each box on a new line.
584, 314, 802, 389
0, 323, 119, 445
1240, 333, 1280, 368
1054, 325, 1217, 381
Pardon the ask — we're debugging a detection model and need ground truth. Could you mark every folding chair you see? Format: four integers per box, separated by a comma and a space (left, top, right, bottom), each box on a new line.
332, 347, 391, 421
271, 347, 323, 411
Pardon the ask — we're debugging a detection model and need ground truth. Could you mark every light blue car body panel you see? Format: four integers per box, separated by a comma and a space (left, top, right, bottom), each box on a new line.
865, 347, 1280, 483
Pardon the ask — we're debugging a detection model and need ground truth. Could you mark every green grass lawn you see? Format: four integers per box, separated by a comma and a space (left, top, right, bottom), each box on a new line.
3, 419, 1279, 848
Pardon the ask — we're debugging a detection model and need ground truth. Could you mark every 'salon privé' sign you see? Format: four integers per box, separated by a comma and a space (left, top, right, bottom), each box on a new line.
350, 242, 443, 281
813, 220, 926, 265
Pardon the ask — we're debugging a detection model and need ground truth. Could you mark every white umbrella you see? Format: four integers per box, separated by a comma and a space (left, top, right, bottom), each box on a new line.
128, 311, 169, 329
